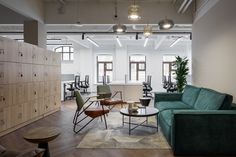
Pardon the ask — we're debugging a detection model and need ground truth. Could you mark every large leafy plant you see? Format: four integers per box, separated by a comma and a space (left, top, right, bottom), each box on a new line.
173, 56, 189, 92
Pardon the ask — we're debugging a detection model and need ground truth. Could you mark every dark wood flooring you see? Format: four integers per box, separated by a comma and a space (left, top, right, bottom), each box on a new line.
0, 99, 202, 157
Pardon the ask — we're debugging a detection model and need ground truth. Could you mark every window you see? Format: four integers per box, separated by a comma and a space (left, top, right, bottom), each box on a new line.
97, 55, 113, 83
162, 55, 176, 83
129, 55, 146, 82
55, 46, 74, 61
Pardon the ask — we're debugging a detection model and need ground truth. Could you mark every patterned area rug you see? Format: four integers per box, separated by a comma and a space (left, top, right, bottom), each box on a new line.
77, 112, 170, 149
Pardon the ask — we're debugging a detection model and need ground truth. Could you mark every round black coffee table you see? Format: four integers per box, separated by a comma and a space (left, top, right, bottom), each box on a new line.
120, 107, 159, 135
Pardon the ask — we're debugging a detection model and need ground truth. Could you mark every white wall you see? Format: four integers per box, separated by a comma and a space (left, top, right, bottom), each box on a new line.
192, 0, 236, 102
48, 41, 191, 93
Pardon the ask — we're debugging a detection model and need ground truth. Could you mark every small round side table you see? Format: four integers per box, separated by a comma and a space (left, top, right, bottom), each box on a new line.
23, 127, 60, 157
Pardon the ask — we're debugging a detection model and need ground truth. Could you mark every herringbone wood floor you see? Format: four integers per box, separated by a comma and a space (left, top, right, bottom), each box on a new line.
0, 100, 192, 157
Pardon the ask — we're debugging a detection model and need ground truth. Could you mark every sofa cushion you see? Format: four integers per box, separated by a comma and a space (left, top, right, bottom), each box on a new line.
194, 88, 226, 110
158, 110, 173, 145
182, 85, 201, 107
156, 101, 193, 112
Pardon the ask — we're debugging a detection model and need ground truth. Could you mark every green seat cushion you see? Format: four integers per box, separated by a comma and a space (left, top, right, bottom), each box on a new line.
158, 110, 173, 145
194, 88, 226, 110
156, 101, 193, 112
182, 85, 201, 107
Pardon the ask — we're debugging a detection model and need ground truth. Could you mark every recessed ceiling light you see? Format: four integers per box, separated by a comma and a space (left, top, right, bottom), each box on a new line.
158, 18, 174, 30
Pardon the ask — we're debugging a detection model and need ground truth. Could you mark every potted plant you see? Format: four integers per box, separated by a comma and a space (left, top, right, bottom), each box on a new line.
173, 56, 189, 92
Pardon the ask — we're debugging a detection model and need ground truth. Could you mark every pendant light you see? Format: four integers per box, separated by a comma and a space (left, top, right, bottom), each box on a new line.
158, 18, 174, 30
143, 24, 152, 37
113, 0, 127, 33
128, 0, 141, 21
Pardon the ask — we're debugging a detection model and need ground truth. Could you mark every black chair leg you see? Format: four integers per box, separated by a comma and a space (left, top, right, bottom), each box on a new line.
103, 114, 107, 129
73, 118, 95, 133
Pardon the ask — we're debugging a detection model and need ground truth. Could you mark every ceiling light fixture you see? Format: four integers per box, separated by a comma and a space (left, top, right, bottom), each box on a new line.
144, 37, 149, 47
113, 0, 127, 33
116, 36, 122, 47
158, 18, 175, 30
128, 0, 141, 21
113, 24, 127, 33
170, 37, 182, 47
86, 37, 100, 47
143, 24, 152, 37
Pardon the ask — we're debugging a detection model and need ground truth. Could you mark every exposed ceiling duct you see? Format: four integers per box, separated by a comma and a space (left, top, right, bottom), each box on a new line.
176, 0, 193, 14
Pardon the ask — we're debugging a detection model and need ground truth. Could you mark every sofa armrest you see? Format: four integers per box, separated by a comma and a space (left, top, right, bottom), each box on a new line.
171, 110, 236, 155
154, 92, 182, 103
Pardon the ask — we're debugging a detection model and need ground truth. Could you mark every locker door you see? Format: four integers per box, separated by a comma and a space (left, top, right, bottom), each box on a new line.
0, 85, 12, 108
0, 62, 17, 84
16, 84, 28, 104
31, 100, 39, 119
23, 103, 31, 121
0, 107, 10, 131
11, 104, 24, 126
0, 37, 6, 62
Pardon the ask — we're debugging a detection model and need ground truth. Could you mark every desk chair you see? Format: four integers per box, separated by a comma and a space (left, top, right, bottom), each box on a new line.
80, 75, 90, 93
73, 91, 109, 133
143, 75, 152, 97
74, 75, 81, 90
97, 85, 124, 110
64, 82, 75, 100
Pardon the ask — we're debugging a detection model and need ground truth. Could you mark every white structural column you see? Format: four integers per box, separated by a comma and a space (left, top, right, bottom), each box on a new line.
24, 20, 47, 49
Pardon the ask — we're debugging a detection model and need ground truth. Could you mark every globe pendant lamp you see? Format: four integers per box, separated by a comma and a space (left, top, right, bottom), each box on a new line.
158, 18, 174, 30
113, 23, 127, 33
128, 0, 141, 21
143, 24, 152, 37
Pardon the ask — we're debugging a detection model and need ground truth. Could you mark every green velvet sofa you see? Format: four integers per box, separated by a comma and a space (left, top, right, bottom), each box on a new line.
154, 85, 236, 155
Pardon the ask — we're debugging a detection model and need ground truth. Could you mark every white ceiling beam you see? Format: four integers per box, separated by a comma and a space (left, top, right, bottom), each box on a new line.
65, 36, 89, 49
154, 36, 166, 50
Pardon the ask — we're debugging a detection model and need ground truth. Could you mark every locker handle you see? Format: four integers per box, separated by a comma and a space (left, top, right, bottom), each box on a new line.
34, 73, 37, 77
34, 109, 37, 113
32, 54, 36, 59
34, 91, 37, 95
54, 102, 56, 105
46, 105, 48, 109
0, 49, 4, 54
0, 120, 4, 126
19, 52, 23, 57
19, 73, 23, 77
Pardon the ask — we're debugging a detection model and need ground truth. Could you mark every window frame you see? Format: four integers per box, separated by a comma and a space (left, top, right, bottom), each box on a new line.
55, 46, 74, 61
96, 56, 113, 83
162, 55, 176, 83
129, 56, 146, 81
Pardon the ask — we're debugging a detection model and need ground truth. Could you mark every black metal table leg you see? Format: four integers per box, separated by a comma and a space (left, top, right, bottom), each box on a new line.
122, 115, 124, 126
129, 116, 131, 135
38, 142, 50, 157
